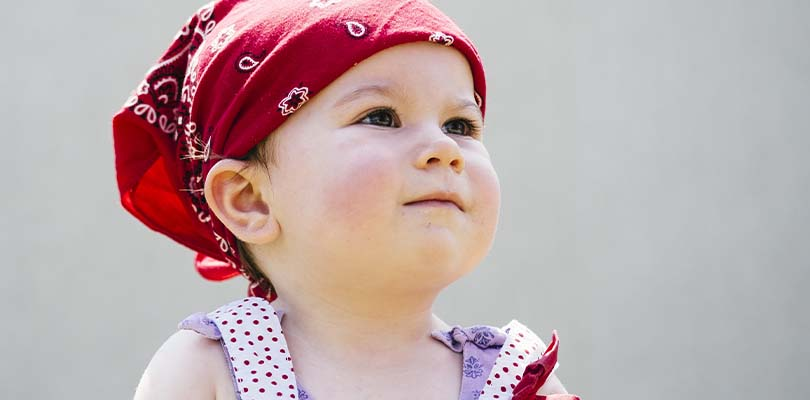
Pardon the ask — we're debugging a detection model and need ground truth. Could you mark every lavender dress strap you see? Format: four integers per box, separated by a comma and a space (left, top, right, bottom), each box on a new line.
431, 325, 507, 400
178, 311, 222, 339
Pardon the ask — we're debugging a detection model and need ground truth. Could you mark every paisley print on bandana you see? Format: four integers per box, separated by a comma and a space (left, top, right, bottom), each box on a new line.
429, 31, 454, 46
235, 50, 266, 73
278, 86, 310, 116
310, 0, 342, 8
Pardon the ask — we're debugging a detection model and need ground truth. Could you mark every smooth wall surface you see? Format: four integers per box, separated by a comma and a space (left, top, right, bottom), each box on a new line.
2, 0, 808, 398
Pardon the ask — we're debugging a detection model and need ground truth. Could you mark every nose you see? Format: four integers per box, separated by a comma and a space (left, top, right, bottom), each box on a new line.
414, 127, 465, 174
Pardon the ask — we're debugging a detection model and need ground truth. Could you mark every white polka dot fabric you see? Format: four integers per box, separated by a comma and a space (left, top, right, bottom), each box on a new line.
479, 320, 560, 400
207, 297, 299, 400
183, 298, 560, 400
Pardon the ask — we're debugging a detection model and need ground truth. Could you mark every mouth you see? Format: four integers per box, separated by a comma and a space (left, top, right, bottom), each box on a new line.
404, 192, 465, 212
405, 199, 462, 211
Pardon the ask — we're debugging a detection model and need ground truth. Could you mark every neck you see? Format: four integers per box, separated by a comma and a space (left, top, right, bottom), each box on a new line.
270, 285, 451, 368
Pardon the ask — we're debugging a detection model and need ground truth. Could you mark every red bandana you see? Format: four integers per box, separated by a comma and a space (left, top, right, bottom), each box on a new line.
112, 0, 487, 300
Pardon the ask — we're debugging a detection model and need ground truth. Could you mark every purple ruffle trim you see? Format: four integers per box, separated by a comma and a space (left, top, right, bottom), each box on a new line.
430, 325, 507, 352
177, 311, 222, 339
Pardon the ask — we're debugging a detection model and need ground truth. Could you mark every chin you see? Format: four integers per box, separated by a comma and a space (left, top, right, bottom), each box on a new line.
403, 243, 474, 279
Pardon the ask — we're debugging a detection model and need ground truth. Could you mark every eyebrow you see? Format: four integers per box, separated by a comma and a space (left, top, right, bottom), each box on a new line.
333, 83, 405, 109
333, 82, 483, 121
451, 99, 484, 121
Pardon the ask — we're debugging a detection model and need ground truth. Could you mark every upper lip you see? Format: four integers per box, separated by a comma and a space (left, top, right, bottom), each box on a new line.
405, 191, 465, 211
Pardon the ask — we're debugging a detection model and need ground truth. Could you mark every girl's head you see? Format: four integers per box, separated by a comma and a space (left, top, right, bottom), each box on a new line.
113, 0, 498, 300
207, 41, 500, 303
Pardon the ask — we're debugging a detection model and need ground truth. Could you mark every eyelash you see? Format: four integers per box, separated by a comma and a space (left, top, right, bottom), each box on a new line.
357, 106, 482, 138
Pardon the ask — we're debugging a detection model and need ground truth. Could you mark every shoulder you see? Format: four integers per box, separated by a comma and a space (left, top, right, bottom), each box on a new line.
133, 329, 234, 400
537, 373, 569, 395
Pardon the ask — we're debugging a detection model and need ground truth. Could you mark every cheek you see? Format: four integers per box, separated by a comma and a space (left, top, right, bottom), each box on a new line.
317, 147, 402, 226
469, 157, 502, 237
460, 141, 501, 218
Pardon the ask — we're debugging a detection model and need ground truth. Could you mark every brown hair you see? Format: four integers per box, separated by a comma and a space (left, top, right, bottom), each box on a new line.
235, 132, 280, 294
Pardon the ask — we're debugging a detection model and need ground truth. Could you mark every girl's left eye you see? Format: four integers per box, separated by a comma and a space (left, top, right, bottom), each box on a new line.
443, 118, 481, 137
358, 107, 482, 138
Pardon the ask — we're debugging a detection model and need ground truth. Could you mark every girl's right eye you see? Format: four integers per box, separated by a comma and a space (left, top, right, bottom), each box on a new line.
358, 107, 400, 128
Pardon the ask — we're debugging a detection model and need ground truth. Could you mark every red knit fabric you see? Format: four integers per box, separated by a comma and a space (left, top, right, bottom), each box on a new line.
111, 0, 487, 299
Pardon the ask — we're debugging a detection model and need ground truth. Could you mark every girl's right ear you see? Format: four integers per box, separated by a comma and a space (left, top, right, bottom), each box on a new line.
203, 159, 281, 245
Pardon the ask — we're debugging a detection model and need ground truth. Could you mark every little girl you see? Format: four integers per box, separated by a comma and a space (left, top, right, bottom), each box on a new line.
112, 1, 579, 399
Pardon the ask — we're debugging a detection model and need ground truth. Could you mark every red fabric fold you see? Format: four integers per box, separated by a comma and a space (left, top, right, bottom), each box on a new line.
511, 330, 580, 400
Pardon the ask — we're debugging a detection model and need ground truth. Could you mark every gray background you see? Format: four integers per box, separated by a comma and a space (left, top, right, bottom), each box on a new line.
2, 0, 808, 398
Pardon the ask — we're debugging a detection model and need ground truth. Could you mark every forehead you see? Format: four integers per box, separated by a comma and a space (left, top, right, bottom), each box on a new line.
317, 42, 478, 108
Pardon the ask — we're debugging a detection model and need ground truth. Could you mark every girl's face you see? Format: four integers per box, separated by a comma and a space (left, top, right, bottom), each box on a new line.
258, 42, 500, 296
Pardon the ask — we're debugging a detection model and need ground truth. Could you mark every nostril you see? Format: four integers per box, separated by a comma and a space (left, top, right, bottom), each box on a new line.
451, 158, 464, 171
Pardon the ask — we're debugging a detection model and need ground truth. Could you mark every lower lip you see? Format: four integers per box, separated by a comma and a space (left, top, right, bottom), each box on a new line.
405, 200, 461, 211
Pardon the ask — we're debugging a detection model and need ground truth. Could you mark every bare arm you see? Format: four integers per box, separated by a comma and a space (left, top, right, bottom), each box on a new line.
133, 330, 221, 400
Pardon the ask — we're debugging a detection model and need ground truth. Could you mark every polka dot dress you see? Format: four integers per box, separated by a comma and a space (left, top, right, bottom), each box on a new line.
478, 320, 561, 399
183, 297, 299, 400
178, 297, 561, 400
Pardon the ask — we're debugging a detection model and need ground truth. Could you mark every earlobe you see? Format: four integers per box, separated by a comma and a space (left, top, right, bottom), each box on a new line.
203, 159, 280, 245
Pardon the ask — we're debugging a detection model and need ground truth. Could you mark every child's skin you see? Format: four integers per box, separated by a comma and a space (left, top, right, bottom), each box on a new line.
134, 41, 567, 399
